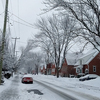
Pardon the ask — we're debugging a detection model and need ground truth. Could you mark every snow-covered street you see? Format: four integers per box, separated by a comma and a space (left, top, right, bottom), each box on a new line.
0, 74, 100, 100
0, 0, 100, 100
33, 74, 100, 100
0, 74, 71, 100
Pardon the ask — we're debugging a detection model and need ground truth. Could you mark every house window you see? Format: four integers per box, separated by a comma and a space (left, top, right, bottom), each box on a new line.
76, 68, 82, 73
76, 68, 80, 73
80, 68, 82, 73
93, 66, 96, 72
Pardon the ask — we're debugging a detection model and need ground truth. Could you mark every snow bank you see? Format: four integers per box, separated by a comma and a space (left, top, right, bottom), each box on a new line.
83, 77, 100, 87
0, 76, 13, 94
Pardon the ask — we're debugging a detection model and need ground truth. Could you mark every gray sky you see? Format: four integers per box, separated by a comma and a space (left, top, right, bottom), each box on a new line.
0, 0, 94, 56
0, 0, 45, 55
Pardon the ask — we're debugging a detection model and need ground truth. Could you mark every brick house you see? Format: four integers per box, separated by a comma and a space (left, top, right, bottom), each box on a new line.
46, 63, 52, 75
61, 53, 82, 77
31, 70, 36, 74
40, 65, 46, 75
61, 59, 76, 77
51, 64, 56, 75
42, 49, 100, 77
75, 49, 100, 76
41, 63, 56, 75
43, 65, 46, 74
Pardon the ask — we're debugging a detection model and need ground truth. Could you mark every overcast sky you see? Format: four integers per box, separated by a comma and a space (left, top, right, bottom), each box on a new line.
0, 0, 94, 56
0, 0, 46, 55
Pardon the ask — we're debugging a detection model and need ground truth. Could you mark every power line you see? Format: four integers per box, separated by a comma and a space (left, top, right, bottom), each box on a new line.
9, 0, 17, 36
8, 11, 34, 27
10, 19, 34, 28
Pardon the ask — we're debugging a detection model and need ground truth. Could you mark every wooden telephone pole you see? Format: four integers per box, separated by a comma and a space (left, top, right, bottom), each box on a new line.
0, 0, 9, 84
12, 37, 20, 56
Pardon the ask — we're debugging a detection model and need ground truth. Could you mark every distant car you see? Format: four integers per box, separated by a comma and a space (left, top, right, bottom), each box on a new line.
21, 74, 33, 84
79, 74, 98, 81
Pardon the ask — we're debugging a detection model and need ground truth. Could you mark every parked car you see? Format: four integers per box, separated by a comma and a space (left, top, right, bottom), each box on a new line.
21, 74, 33, 84
79, 74, 98, 81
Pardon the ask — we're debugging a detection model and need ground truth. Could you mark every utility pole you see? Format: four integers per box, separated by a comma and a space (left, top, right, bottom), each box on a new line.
12, 37, 20, 56
15, 51, 19, 57
0, 0, 9, 84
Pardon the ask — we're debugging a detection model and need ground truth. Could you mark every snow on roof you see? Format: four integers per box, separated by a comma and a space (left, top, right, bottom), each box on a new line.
41, 66, 43, 70
41, 64, 47, 69
66, 52, 83, 65
75, 49, 99, 65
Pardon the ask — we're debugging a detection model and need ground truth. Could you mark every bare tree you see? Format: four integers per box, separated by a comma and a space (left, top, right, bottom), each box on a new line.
43, 0, 100, 50
16, 40, 34, 70
35, 14, 76, 77
31, 36, 54, 63
20, 52, 43, 74
16, 40, 43, 74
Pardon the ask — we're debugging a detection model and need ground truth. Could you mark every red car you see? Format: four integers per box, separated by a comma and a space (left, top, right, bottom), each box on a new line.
21, 74, 33, 84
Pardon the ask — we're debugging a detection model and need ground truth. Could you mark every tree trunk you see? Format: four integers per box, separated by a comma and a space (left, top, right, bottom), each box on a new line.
56, 67, 59, 78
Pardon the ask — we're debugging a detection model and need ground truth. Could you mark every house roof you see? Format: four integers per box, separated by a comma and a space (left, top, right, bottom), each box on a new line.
75, 49, 99, 65
41, 64, 46, 70
66, 52, 83, 65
